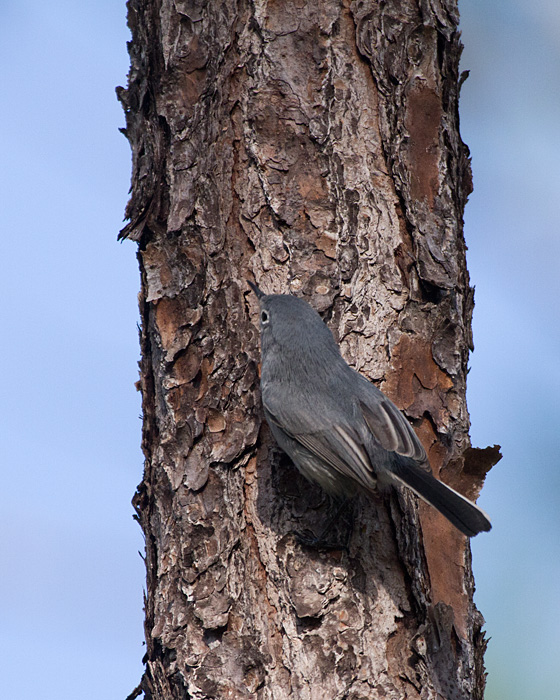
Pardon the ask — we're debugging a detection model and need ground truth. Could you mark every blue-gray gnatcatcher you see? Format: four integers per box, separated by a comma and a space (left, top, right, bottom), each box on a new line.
249, 283, 491, 537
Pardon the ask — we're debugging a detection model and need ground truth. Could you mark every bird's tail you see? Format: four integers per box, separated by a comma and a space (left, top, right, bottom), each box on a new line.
389, 460, 491, 537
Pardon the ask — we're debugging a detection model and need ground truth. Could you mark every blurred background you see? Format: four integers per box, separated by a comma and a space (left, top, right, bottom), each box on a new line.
1, 1, 557, 698
461, 2, 560, 698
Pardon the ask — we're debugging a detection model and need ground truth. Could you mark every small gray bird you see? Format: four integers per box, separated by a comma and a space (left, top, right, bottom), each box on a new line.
249, 282, 491, 537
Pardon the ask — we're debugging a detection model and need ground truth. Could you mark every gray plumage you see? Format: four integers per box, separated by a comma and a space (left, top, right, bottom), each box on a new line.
249, 283, 491, 538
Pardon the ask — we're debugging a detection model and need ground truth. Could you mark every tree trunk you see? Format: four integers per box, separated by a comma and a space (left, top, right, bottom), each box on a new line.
118, 1, 498, 698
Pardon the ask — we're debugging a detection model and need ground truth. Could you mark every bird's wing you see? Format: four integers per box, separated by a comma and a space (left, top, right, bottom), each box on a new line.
297, 426, 374, 485
349, 370, 426, 464
263, 385, 375, 486
262, 371, 429, 488
359, 394, 427, 464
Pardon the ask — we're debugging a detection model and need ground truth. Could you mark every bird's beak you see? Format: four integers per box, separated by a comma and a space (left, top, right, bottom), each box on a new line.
247, 280, 264, 299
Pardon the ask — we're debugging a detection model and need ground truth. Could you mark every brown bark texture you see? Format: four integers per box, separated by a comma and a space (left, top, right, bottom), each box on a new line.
118, 1, 499, 698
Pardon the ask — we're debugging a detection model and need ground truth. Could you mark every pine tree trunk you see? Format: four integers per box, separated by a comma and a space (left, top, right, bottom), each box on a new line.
118, 1, 498, 698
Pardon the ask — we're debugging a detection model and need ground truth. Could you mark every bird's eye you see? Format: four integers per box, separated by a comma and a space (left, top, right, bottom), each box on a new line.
261, 310, 270, 325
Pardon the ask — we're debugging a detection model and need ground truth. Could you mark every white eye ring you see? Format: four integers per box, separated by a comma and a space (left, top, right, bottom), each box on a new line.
261, 310, 270, 325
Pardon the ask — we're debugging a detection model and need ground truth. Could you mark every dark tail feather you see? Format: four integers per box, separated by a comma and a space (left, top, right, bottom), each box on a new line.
389, 461, 491, 537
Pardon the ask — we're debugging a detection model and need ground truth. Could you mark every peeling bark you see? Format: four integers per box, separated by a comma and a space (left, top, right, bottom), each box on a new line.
118, 1, 498, 698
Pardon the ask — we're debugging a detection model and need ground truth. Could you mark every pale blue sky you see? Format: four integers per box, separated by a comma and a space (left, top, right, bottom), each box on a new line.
1, 2, 558, 698
461, 3, 560, 698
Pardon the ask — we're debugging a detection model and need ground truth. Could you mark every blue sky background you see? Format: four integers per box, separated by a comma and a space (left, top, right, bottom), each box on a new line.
1, 1, 558, 698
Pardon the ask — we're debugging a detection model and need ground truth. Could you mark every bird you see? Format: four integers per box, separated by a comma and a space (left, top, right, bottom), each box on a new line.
248, 282, 491, 537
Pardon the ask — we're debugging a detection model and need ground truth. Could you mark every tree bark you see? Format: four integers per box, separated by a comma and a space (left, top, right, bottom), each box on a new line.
118, 1, 498, 698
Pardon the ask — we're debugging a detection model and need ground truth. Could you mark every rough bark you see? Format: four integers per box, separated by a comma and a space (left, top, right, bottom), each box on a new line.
118, 1, 498, 698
